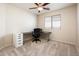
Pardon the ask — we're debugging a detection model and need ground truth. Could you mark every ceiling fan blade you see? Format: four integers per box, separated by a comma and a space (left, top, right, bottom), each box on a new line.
42, 3, 50, 6
29, 7, 37, 9
43, 8, 50, 10
35, 3, 39, 6
39, 3, 41, 4
39, 3, 42, 6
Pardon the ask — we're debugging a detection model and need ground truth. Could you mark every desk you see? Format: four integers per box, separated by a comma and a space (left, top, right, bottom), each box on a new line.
23, 32, 32, 42
40, 32, 51, 41
23, 32, 51, 42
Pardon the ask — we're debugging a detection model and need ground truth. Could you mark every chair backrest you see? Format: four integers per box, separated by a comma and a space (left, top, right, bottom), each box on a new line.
34, 28, 42, 33
32, 28, 42, 38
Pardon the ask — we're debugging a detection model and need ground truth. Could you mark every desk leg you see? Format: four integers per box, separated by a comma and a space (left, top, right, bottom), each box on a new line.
47, 38, 50, 42
47, 35, 50, 42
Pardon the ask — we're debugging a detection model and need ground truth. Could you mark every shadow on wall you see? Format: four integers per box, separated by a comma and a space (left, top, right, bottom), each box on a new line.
0, 34, 13, 50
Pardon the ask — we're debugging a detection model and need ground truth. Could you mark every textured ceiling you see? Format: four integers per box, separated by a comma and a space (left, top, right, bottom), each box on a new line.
10, 3, 75, 15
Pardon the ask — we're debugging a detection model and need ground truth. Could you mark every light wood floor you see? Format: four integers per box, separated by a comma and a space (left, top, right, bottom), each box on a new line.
0, 39, 78, 56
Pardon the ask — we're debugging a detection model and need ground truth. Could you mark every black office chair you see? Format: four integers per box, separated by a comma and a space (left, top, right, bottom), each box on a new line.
32, 28, 42, 43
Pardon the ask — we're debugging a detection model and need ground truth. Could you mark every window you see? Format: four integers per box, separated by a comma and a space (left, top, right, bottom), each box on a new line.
44, 15, 61, 29
52, 15, 61, 29
45, 16, 51, 28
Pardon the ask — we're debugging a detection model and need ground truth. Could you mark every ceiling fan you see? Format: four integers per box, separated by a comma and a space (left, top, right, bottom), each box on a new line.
29, 3, 50, 13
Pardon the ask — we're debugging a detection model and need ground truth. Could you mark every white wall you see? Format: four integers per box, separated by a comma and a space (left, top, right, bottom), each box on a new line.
0, 4, 37, 35
77, 4, 79, 46
0, 4, 37, 49
37, 5, 77, 45
0, 4, 6, 38
6, 4, 37, 34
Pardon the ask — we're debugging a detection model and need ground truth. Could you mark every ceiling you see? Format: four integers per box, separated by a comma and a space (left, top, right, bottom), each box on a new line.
10, 3, 75, 15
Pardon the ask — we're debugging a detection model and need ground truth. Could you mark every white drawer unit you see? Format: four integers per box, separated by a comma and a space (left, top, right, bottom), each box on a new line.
13, 32, 23, 48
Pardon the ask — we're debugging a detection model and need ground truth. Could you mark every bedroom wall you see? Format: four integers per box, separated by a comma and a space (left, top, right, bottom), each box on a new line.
0, 4, 37, 49
0, 4, 6, 49
77, 4, 79, 46
0, 4, 6, 38
6, 4, 37, 33
37, 5, 77, 45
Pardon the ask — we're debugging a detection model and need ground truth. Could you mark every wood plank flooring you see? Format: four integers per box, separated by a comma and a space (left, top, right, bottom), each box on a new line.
0, 39, 78, 56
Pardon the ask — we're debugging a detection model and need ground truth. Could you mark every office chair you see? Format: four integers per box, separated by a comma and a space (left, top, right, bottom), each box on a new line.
32, 28, 42, 43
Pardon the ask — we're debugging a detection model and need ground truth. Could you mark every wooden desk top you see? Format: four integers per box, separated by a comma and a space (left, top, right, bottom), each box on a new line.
22, 31, 51, 35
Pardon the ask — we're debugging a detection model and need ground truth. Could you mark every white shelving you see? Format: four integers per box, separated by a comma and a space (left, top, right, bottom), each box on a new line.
13, 32, 23, 48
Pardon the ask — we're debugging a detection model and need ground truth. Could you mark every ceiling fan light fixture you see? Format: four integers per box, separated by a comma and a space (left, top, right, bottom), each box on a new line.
37, 7, 43, 11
